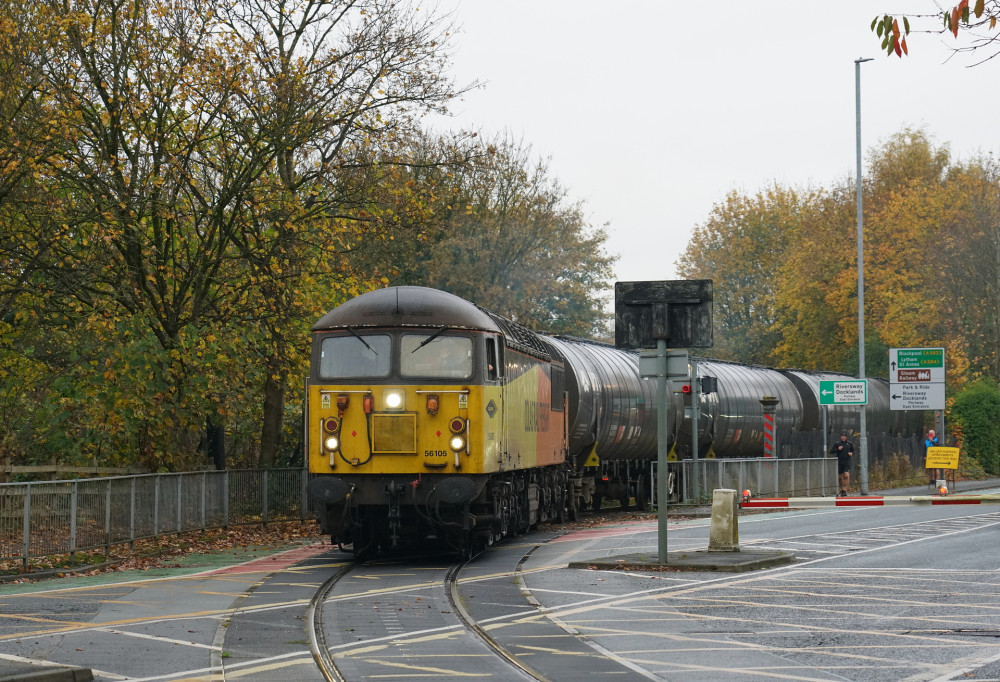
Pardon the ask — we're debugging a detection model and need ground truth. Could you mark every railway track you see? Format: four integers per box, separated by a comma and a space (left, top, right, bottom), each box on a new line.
306, 548, 542, 680
308, 562, 353, 682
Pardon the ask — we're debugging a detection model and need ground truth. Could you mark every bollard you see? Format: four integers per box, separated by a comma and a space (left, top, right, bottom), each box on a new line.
708, 488, 740, 552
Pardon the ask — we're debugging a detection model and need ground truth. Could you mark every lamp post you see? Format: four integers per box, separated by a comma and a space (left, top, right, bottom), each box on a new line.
855, 57, 872, 495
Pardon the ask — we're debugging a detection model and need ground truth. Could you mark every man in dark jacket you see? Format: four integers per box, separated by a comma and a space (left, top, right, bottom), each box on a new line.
831, 432, 854, 497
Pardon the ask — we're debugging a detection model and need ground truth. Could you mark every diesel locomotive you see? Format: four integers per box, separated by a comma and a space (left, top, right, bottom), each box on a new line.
304, 286, 921, 557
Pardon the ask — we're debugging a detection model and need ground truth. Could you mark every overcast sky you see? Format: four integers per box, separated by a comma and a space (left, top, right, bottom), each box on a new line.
429, 1, 998, 284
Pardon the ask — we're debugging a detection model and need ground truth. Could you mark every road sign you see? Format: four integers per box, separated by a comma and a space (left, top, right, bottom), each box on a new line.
889, 347, 945, 383
925, 446, 960, 470
819, 380, 867, 405
889, 347, 946, 410
890, 382, 945, 411
639, 349, 689, 378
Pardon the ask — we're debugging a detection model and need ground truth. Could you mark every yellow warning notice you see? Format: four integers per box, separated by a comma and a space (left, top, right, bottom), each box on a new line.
925, 446, 960, 470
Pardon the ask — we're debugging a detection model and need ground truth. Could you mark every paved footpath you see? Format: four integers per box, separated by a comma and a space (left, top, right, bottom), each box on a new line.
0, 540, 331, 682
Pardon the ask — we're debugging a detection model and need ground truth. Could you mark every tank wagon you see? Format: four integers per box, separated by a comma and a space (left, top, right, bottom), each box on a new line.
305, 286, 921, 557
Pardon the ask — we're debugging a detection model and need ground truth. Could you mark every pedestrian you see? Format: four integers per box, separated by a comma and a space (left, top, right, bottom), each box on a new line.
925, 429, 941, 484
831, 432, 854, 497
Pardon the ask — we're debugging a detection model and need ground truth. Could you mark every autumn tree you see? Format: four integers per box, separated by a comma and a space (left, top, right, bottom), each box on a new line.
773, 130, 962, 378
770, 186, 861, 372
210, 0, 466, 465
678, 185, 807, 365
0, 0, 465, 468
681, 127, 996, 390
365, 134, 617, 338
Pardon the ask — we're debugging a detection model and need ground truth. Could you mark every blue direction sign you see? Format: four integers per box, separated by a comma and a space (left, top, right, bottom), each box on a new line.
819, 380, 867, 405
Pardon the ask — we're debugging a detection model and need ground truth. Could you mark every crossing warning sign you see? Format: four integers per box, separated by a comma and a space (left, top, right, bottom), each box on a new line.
925, 446, 959, 470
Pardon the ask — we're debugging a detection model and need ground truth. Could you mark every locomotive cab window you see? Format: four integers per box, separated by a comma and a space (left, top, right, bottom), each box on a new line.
400, 334, 472, 379
486, 337, 502, 382
319, 334, 391, 378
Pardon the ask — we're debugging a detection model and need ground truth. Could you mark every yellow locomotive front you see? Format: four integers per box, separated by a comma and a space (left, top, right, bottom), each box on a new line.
305, 287, 570, 558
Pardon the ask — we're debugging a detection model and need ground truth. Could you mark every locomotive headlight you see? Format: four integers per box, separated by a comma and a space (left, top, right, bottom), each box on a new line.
324, 436, 340, 451
384, 390, 404, 410
450, 435, 465, 451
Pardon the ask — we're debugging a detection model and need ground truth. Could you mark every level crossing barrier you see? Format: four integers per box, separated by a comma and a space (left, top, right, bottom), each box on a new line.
742, 494, 1000, 508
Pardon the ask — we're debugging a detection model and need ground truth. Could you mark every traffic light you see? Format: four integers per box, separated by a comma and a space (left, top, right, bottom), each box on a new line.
680, 383, 692, 395
700, 376, 718, 394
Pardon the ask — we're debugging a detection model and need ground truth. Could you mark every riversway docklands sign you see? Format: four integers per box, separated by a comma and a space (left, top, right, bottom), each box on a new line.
889, 347, 945, 410
819, 380, 868, 405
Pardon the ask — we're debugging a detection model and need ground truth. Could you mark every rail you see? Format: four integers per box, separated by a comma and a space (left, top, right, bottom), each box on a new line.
0, 468, 309, 571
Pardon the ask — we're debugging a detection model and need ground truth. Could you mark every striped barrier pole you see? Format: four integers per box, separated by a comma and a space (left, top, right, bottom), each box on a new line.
760, 396, 779, 458
741, 495, 1000, 508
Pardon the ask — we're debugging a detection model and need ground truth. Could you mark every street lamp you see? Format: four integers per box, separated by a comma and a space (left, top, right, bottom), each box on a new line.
855, 57, 872, 495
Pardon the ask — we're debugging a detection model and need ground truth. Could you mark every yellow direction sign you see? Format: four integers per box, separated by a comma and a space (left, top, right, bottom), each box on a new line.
925, 446, 960, 470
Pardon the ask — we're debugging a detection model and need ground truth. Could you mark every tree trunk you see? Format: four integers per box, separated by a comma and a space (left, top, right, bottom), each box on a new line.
259, 359, 287, 468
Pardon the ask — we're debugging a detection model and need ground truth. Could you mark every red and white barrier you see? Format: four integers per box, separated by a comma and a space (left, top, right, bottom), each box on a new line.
763, 413, 775, 457
741, 494, 1000, 508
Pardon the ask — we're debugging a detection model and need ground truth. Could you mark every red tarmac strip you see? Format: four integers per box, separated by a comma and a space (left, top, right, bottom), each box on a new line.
206, 541, 331, 575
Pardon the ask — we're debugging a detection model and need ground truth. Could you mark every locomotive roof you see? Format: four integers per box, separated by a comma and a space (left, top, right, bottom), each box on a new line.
313, 287, 501, 332
312, 286, 551, 360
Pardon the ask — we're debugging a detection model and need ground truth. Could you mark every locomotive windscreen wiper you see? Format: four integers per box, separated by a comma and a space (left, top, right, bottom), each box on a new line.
346, 326, 377, 354
411, 326, 449, 352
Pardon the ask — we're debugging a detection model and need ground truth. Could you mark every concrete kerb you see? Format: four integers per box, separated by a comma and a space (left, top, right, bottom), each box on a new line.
0, 663, 94, 682
570, 488, 796, 573
567, 549, 796, 573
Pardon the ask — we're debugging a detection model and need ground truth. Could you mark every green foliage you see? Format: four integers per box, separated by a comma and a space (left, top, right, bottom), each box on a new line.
0, 1, 614, 471
948, 380, 1000, 474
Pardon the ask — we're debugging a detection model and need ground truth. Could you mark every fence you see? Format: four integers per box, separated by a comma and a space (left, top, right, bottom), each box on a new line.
661, 457, 838, 505
0, 469, 309, 570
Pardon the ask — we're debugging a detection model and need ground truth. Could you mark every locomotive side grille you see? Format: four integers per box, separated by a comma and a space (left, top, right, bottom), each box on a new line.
372, 414, 416, 453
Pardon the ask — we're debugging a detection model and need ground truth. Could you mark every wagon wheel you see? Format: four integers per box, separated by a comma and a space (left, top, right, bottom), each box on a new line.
636, 474, 650, 511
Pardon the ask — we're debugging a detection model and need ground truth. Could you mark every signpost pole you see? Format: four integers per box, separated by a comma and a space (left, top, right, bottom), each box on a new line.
690, 361, 700, 504
656, 339, 669, 563
855, 57, 872, 496
617, 280, 713, 566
